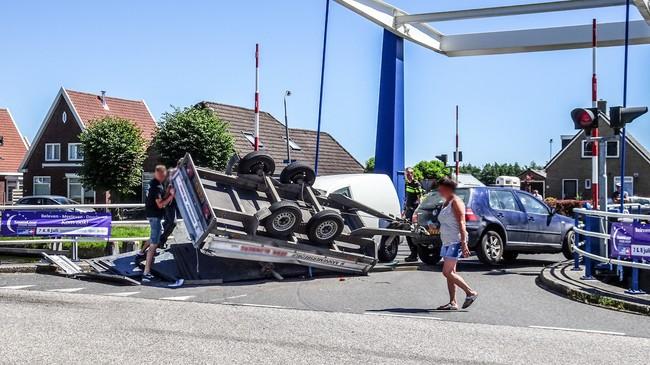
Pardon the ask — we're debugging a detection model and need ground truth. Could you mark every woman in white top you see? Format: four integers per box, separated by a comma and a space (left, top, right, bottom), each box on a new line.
436, 178, 478, 310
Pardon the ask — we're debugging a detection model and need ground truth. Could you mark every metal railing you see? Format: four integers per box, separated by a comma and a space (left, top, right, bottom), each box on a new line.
0, 203, 180, 261
572, 207, 650, 294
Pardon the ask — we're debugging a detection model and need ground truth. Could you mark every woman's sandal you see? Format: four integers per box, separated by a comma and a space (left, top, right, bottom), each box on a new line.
462, 294, 479, 309
436, 303, 459, 311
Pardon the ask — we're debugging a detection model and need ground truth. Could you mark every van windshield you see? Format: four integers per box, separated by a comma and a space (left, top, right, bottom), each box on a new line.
419, 188, 471, 210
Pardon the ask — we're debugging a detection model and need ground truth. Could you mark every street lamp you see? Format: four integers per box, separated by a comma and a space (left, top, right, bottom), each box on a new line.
283, 90, 292, 164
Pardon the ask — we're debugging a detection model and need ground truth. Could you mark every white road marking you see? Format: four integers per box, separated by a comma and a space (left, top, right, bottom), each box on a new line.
48, 288, 85, 293
224, 294, 248, 300
529, 326, 626, 336
106, 291, 141, 297
160, 295, 195, 301
222, 302, 292, 309
364, 312, 441, 320
0, 285, 36, 290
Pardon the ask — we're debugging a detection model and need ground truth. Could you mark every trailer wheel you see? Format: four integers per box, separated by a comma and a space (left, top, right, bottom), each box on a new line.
378, 235, 399, 262
238, 151, 276, 176
263, 201, 302, 238
307, 210, 344, 245
280, 161, 316, 186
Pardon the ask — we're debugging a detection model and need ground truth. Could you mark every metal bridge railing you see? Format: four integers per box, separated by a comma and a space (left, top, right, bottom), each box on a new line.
572, 207, 650, 294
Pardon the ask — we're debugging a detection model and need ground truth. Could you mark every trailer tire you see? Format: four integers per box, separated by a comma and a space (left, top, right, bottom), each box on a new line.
238, 151, 276, 176
307, 210, 344, 245
280, 162, 316, 186
263, 201, 302, 238
378, 236, 400, 262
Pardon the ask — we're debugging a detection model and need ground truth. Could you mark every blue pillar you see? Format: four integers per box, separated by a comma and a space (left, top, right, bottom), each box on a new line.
375, 30, 405, 203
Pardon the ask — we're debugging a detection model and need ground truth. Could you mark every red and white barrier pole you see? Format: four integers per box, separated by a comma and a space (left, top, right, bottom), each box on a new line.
254, 43, 260, 151
591, 19, 599, 208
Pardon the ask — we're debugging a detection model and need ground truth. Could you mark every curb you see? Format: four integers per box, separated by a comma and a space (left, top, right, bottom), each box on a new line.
538, 262, 650, 316
0, 263, 55, 274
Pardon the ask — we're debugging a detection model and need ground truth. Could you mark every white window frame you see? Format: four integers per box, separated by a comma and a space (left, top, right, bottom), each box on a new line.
613, 176, 634, 196
44, 143, 61, 161
605, 140, 620, 159
68, 143, 83, 161
33, 176, 51, 195
585, 179, 592, 190
561, 179, 579, 199
242, 131, 264, 148
66, 174, 95, 204
580, 140, 595, 158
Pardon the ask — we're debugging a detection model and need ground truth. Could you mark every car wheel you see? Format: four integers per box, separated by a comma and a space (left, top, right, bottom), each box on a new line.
307, 210, 344, 245
416, 241, 442, 266
477, 230, 504, 265
562, 230, 575, 260
377, 236, 400, 263
263, 201, 302, 238
502, 251, 519, 263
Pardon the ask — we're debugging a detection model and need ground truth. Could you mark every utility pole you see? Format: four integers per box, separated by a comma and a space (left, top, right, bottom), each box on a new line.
455, 105, 459, 182
254, 44, 261, 151
283, 90, 292, 163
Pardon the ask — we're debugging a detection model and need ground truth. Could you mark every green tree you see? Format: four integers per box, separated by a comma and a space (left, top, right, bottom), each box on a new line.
364, 157, 375, 173
413, 159, 447, 182
154, 105, 235, 170
460, 163, 481, 177
79, 116, 147, 198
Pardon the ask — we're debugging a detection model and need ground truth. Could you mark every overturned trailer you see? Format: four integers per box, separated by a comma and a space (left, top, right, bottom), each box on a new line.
166, 152, 420, 281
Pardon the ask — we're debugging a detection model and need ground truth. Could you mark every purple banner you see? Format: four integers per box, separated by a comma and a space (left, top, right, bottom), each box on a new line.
611, 222, 650, 260
1, 210, 112, 239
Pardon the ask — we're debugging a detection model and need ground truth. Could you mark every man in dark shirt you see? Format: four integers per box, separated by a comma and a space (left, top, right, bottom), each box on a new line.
141, 165, 175, 283
404, 167, 424, 262
612, 183, 629, 204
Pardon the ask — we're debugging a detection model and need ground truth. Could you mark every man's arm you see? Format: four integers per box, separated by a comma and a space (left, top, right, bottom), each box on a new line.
155, 187, 175, 209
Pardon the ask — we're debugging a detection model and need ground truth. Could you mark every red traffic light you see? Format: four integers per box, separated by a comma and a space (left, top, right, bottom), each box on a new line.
571, 108, 599, 135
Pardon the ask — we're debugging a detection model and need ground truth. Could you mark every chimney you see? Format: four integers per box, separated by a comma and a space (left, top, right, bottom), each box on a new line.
100, 90, 109, 110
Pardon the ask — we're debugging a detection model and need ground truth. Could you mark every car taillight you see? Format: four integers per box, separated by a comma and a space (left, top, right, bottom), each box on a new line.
465, 207, 479, 222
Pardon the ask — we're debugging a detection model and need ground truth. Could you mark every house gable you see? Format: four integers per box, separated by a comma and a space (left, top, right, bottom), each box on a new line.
0, 108, 29, 174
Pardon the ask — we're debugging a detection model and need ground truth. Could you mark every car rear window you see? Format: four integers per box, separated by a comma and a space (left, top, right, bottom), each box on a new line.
419, 188, 471, 209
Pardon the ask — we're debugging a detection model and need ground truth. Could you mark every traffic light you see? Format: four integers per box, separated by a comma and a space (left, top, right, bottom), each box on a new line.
609, 106, 648, 135
570, 108, 599, 136
435, 154, 448, 166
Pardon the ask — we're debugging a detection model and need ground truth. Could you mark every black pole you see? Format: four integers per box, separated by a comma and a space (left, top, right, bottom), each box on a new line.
315, 0, 330, 175
284, 91, 291, 163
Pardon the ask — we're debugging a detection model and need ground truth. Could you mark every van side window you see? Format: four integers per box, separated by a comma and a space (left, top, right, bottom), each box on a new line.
333, 186, 351, 198
488, 190, 521, 211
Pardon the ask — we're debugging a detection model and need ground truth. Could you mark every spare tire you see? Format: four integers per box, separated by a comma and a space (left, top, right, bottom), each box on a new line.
280, 161, 316, 186
307, 210, 344, 245
238, 151, 275, 176
263, 201, 302, 238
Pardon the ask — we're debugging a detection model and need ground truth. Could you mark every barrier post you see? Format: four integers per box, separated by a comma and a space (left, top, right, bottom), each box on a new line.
572, 215, 581, 271
581, 203, 596, 280
71, 237, 79, 262
625, 261, 646, 294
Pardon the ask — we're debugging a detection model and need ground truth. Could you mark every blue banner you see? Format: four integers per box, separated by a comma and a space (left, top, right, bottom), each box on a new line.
611, 222, 650, 260
1, 210, 112, 239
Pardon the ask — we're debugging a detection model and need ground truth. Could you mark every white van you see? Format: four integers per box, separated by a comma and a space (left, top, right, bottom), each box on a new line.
495, 176, 521, 189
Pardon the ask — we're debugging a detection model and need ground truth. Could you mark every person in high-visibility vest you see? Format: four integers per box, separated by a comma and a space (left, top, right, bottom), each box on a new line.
404, 167, 424, 262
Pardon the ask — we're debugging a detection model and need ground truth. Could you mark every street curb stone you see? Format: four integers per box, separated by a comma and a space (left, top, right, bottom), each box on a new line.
538, 261, 650, 316
0, 263, 55, 274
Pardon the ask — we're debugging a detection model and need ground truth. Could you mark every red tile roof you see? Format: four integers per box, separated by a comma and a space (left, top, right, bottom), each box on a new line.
0, 109, 29, 173
65, 89, 157, 141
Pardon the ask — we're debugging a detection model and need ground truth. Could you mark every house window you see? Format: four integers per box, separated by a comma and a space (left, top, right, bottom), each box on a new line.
242, 132, 264, 148
613, 176, 634, 196
62, 111, 67, 124
68, 143, 83, 161
585, 179, 592, 190
45, 143, 61, 161
33, 176, 51, 195
581, 140, 619, 158
562, 179, 579, 200
606, 140, 619, 158
67, 176, 95, 204
283, 137, 302, 151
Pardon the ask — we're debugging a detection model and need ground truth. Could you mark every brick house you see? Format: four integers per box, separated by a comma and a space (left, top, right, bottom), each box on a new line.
20, 88, 158, 203
0, 109, 29, 204
518, 168, 547, 197
545, 126, 650, 199
199, 102, 364, 175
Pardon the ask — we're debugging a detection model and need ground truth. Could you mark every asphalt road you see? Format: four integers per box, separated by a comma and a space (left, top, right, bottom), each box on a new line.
1, 251, 649, 342
0, 287, 648, 364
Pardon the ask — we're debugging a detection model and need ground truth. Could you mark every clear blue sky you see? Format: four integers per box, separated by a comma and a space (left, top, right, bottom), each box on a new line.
1, 0, 649, 168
